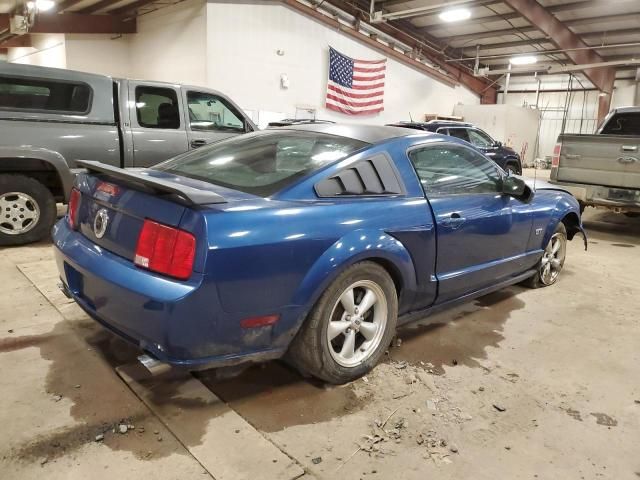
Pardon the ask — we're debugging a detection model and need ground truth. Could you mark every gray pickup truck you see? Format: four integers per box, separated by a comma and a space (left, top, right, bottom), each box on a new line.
550, 106, 640, 216
0, 63, 256, 245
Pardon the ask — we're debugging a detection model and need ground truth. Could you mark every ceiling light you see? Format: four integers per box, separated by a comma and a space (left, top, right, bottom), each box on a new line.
27, 0, 55, 11
510, 55, 538, 66
439, 8, 471, 22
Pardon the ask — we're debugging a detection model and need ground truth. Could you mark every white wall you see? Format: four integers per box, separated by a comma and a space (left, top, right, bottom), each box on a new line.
128, 0, 206, 85
65, 34, 131, 78
7, 34, 66, 69
205, 0, 480, 124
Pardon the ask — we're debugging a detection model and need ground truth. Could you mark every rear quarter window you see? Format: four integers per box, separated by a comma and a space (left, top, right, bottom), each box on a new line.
0, 75, 92, 114
600, 112, 640, 135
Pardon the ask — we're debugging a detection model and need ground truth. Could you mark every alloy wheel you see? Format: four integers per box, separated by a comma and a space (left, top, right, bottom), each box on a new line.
540, 232, 566, 285
327, 280, 388, 368
0, 192, 40, 236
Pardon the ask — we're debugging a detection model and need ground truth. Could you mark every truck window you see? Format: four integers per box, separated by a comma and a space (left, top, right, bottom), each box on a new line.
0, 76, 92, 114
135, 86, 180, 129
186, 91, 246, 133
600, 112, 640, 136
468, 129, 493, 148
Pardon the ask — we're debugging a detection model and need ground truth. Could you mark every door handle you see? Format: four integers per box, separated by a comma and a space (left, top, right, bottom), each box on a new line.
621, 145, 638, 152
442, 213, 466, 229
190, 139, 207, 148
617, 156, 637, 164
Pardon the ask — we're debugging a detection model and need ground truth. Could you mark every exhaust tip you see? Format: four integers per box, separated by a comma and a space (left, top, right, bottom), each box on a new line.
138, 354, 171, 376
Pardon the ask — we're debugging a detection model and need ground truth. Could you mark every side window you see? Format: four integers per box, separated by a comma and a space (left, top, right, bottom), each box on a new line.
409, 144, 502, 195
0, 75, 92, 113
600, 112, 640, 135
468, 129, 493, 148
187, 91, 246, 133
447, 128, 470, 142
135, 86, 180, 129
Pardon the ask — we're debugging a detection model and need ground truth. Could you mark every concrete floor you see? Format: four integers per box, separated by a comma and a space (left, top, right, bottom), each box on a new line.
1, 171, 639, 479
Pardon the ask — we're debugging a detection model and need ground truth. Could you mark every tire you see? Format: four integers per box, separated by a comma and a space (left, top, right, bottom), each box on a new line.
523, 222, 567, 289
0, 174, 56, 246
624, 212, 640, 218
288, 261, 398, 384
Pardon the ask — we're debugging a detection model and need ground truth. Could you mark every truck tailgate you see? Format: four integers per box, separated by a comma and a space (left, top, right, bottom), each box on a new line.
556, 134, 640, 189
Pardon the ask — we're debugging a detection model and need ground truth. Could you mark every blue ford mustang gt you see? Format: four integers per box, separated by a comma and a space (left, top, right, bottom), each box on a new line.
53, 124, 586, 383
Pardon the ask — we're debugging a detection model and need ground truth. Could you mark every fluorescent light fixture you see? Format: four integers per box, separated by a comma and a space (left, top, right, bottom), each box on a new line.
510, 55, 538, 66
439, 8, 471, 22
27, 0, 55, 11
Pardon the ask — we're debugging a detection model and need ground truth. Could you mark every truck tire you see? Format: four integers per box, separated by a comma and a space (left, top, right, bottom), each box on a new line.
523, 222, 567, 289
287, 261, 398, 384
0, 174, 57, 246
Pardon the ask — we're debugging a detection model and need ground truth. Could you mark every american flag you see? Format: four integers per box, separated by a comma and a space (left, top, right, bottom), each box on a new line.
326, 47, 386, 116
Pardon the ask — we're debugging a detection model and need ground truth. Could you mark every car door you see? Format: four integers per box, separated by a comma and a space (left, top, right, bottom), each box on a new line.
128, 83, 189, 167
183, 89, 252, 149
408, 142, 532, 303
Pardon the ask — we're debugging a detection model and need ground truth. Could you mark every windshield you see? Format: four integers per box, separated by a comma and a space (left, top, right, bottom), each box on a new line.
153, 130, 368, 197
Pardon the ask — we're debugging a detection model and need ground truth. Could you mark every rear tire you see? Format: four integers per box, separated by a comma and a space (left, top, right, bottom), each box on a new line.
0, 174, 56, 246
523, 222, 567, 289
288, 261, 398, 384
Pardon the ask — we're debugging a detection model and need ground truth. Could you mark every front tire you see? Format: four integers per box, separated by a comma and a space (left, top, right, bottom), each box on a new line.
0, 174, 56, 246
524, 222, 567, 288
288, 261, 398, 384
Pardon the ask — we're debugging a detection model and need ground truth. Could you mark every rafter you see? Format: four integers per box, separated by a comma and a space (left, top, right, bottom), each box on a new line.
109, 0, 159, 16
80, 0, 126, 14
0, 35, 32, 48
0, 13, 136, 34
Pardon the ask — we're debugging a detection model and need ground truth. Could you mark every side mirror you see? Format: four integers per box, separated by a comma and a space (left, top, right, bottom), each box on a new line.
502, 175, 534, 202
494, 140, 503, 147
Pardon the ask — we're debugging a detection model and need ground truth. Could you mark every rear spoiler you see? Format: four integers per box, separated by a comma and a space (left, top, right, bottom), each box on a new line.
76, 160, 226, 206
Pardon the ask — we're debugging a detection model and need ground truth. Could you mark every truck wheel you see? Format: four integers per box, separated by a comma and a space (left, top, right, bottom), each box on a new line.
624, 212, 639, 218
288, 261, 398, 384
0, 175, 56, 246
523, 222, 567, 289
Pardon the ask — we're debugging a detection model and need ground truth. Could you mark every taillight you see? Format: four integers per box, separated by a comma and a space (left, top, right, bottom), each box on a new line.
134, 219, 196, 280
68, 188, 81, 230
551, 143, 562, 167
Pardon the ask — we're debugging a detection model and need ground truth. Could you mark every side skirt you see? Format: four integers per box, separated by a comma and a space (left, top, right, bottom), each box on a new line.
398, 269, 536, 326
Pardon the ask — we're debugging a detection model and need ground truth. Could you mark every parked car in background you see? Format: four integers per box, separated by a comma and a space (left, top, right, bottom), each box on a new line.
0, 63, 255, 246
550, 106, 640, 216
54, 124, 585, 384
387, 120, 522, 175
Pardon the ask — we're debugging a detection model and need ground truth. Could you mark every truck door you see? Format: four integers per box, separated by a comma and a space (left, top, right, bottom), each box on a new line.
408, 143, 532, 303
182, 89, 252, 149
127, 83, 189, 167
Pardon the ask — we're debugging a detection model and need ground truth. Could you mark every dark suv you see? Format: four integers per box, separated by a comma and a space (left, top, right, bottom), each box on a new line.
387, 120, 522, 175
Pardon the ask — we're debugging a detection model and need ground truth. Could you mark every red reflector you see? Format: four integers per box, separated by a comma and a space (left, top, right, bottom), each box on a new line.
134, 219, 196, 280
96, 181, 120, 196
551, 143, 562, 167
68, 188, 81, 230
240, 315, 280, 329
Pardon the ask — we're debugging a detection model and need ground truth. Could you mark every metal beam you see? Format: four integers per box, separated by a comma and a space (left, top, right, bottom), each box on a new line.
0, 48, 7, 56
502, 0, 615, 121
0, 13, 137, 34
109, 0, 159, 16
282, 0, 459, 88
0, 34, 32, 47
324, 0, 497, 102
80, 0, 126, 14
54, 0, 87, 12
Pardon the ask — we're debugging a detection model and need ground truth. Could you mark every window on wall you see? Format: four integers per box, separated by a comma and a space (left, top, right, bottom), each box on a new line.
0, 76, 92, 113
409, 144, 502, 195
135, 86, 180, 129
186, 91, 246, 132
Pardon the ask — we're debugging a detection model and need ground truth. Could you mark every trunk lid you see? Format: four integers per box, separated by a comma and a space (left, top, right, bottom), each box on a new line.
556, 134, 640, 189
74, 168, 259, 269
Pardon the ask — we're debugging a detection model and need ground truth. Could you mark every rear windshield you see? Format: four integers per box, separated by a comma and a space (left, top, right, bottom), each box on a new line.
600, 112, 640, 136
153, 130, 368, 197
0, 75, 92, 114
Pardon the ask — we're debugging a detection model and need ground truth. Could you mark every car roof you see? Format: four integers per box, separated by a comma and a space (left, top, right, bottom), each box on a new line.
281, 123, 425, 144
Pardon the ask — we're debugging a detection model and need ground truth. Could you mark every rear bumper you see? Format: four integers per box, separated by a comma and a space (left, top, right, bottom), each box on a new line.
52, 219, 285, 369
549, 179, 640, 212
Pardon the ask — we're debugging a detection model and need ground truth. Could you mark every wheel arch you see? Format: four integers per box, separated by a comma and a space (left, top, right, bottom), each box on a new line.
286, 229, 417, 336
